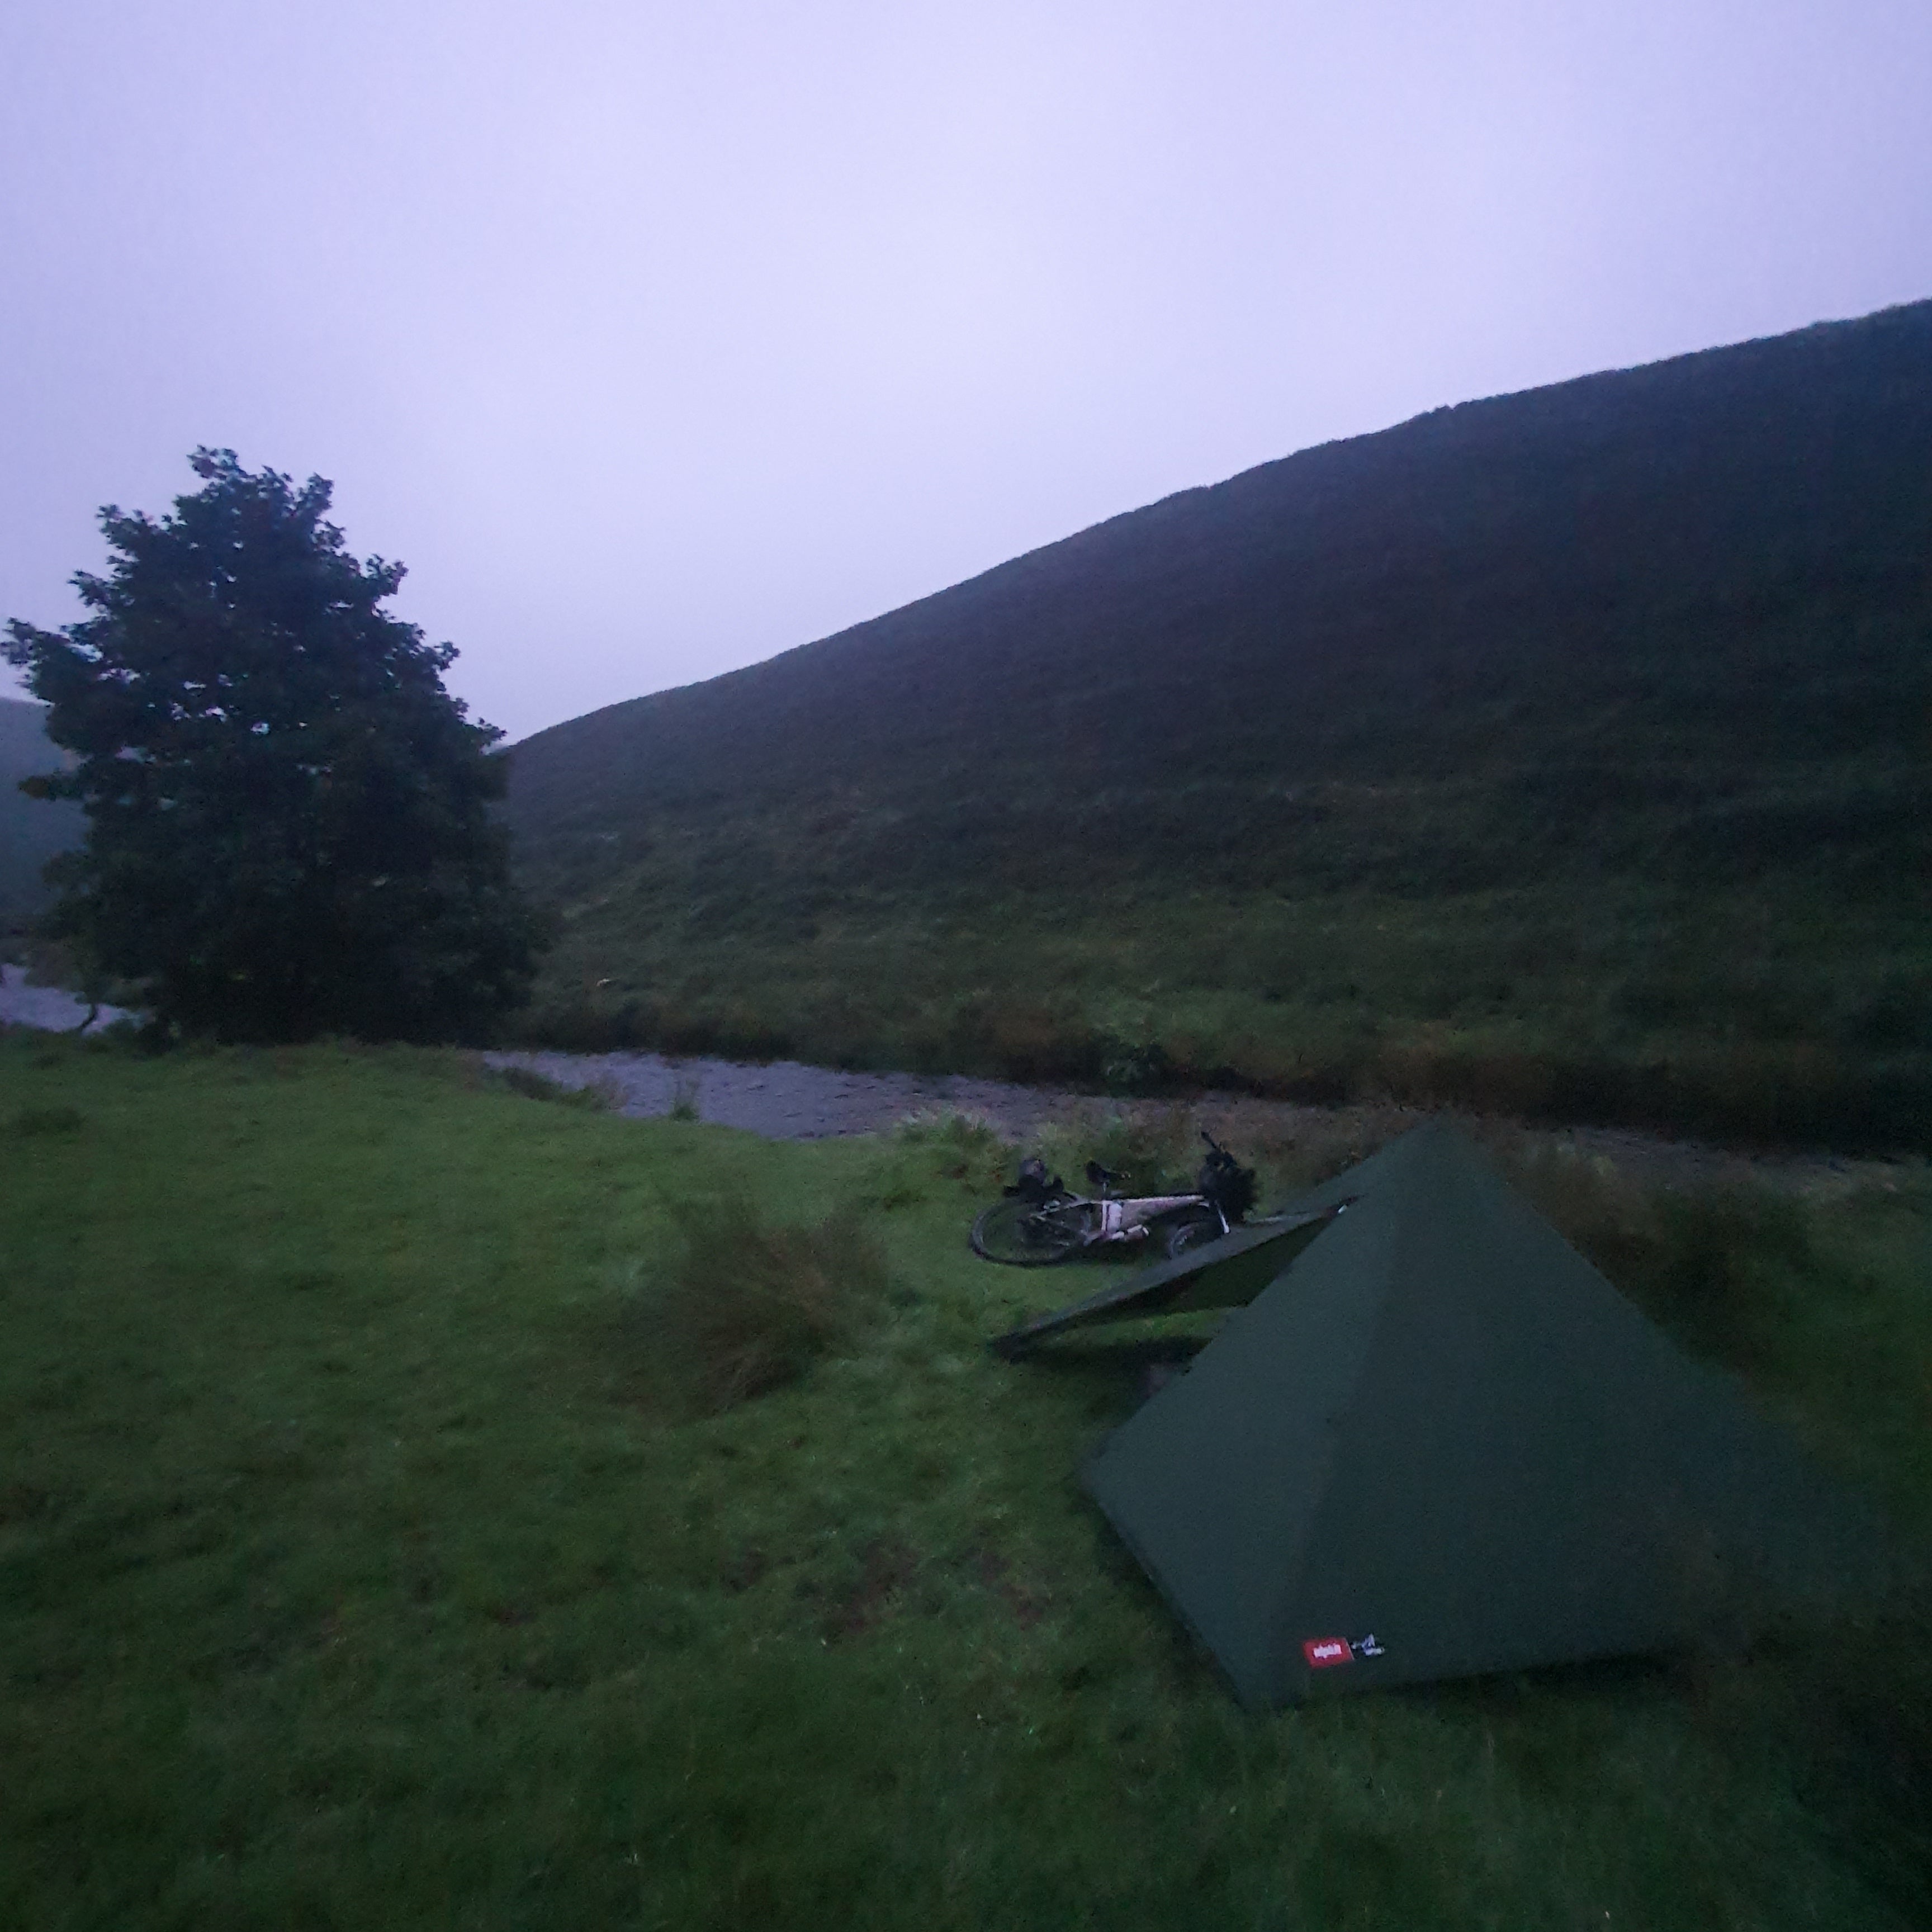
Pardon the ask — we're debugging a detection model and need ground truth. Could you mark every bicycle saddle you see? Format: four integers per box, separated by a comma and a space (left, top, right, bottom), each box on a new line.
1084, 1161, 1123, 1191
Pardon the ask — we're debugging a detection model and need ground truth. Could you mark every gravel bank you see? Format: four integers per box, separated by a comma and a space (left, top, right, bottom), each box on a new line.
481, 1046, 1914, 1198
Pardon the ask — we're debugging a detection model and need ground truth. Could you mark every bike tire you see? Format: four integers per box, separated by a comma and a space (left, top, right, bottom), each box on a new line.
1162, 1211, 1224, 1262
970, 1197, 1090, 1266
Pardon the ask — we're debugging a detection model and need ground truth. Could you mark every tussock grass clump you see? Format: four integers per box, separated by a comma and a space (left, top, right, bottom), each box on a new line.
891, 1104, 1007, 1172
1236, 1101, 1418, 1194
618, 1194, 889, 1412
1497, 1143, 1822, 1366
1026, 1107, 1198, 1197
869, 1106, 1011, 1209
891, 1104, 1005, 1151
487, 1062, 615, 1110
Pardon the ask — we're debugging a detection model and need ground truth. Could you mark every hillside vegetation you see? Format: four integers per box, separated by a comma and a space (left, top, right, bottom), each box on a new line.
0, 696, 77, 936
504, 301, 1932, 1148
3, 1036, 1930, 1926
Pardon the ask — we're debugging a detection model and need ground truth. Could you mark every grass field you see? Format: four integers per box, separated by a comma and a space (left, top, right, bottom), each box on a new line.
3, 1034, 1930, 1929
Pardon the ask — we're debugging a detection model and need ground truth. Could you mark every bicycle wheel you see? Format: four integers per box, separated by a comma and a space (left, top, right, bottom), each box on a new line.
970, 1197, 1090, 1265
1162, 1210, 1224, 1262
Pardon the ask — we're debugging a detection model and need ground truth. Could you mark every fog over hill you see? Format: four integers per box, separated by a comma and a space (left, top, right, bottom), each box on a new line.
501, 301, 1931, 1143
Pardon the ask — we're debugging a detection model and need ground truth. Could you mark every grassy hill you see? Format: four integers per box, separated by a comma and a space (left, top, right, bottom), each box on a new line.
0, 696, 79, 941
505, 302, 1929, 1146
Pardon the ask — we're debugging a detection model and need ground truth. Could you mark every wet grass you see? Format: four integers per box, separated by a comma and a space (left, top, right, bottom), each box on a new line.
1, 1034, 1928, 1929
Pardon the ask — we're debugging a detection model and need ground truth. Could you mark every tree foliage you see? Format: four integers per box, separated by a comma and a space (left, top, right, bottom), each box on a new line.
3, 449, 550, 1040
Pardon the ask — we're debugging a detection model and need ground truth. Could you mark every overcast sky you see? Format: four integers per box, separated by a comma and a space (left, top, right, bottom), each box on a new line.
3, 2, 1928, 744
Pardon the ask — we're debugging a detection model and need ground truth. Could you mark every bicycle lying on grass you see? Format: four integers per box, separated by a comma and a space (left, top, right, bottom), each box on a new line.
970, 1131, 1259, 1266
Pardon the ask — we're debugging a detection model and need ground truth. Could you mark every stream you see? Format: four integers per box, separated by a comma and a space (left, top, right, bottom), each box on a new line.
480, 1045, 1119, 1144
478, 1045, 1902, 1197
2, 963, 1898, 1193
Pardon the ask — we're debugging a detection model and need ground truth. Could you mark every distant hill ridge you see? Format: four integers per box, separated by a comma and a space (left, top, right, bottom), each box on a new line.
502, 300, 1931, 1145
509, 300, 1930, 827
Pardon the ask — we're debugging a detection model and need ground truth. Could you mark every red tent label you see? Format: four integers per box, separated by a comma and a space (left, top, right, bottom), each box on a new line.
1303, 1637, 1352, 1667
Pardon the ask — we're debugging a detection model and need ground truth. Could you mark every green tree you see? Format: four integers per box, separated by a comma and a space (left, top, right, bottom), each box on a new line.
3, 449, 550, 1041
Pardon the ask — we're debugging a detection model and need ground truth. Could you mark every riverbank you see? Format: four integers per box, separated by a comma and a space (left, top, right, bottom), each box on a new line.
3, 958, 1906, 1196
0, 962, 134, 1034
481, 1044, 1915, 1200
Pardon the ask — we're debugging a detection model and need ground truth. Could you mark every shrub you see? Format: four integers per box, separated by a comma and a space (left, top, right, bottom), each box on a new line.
617, 1194, 889, 1413
872, 1107, 1012, 1209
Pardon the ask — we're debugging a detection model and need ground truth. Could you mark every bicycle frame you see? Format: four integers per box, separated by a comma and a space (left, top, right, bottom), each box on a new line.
1090, 1190, 1224, 1245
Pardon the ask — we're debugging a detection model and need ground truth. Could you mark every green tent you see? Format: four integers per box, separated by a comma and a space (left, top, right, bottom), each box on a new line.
1083, 1122, 1884, 1705
988, 1208, 1341, 1359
